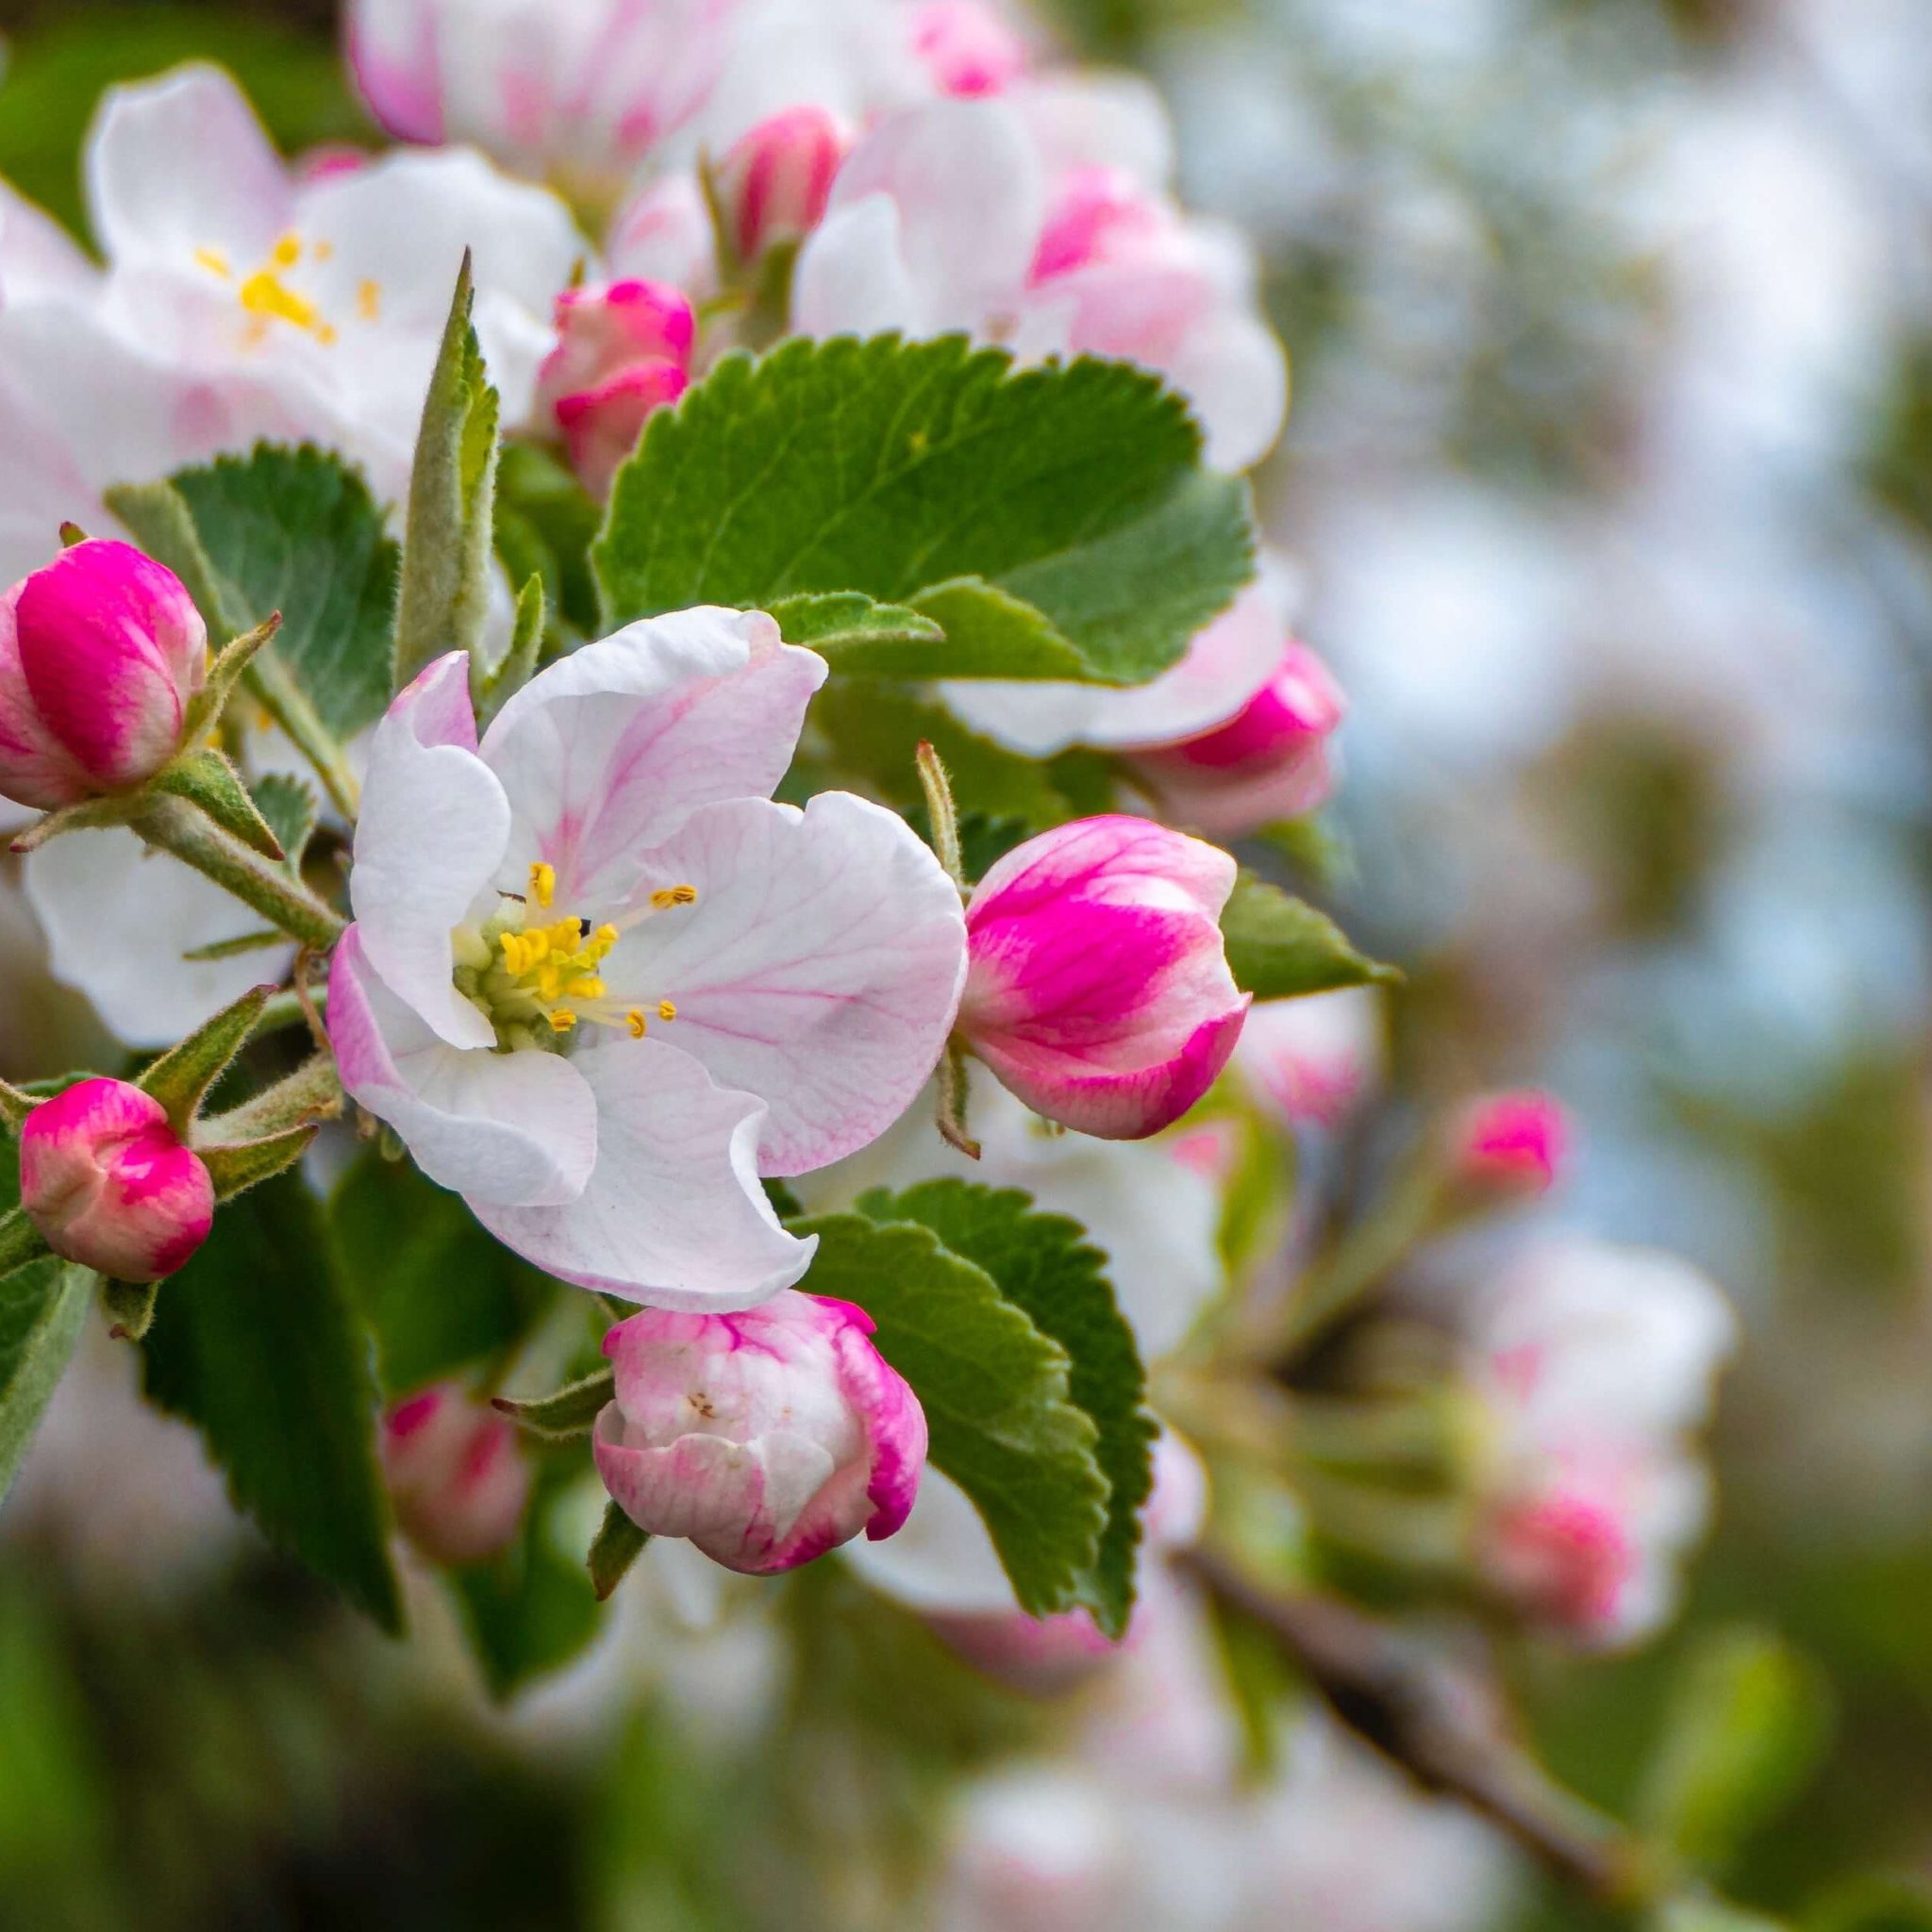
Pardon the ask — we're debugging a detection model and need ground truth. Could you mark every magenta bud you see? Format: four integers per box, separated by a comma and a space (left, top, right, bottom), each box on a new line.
0, 541, 208, 809
714, 107, 849, 263
592, 1291, 926, 1576
382, 1385, 532, 1566
19, 1076, 214, 1282
1129, 640, 1346, 840
535, 279, 694, 497
958, 816, 1250, 1141
1452, 1090, 1570, 1197
1481, 1486, 1634, 1640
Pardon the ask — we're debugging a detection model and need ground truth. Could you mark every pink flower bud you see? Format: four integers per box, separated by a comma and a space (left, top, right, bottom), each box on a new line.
0, 541, 208, 808
1452, 1090, 1569, 1197
1128, 641, 1345, 840
381, 1385, 532, 1566
714, 107, 849, 264
1482, 1484, 1635, 1640
909, 0, 1029, 97
19, 1077, 213, 1282
534, 280, 695, 497
959, 817, 1250, 1141
592, 1291, 926, 1575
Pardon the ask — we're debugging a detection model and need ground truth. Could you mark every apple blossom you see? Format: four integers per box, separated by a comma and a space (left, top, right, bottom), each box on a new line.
1465, 1236, 1737, 1646
715, 108, 851, 264
908, 0, 1030, 97
591, 1291, 927, 1574
327, 609, 967, 1307
1233, 988, 1385, 1134
1450, 1089, 1570, 1198
0, 541, 207, 810
958, 817, 1249, 1141
0, 63, 586, 578
534, 280, 694, 496
792, 93, 1287, 471
382, 1383, 532, 1565
19, 1077, 214, 1282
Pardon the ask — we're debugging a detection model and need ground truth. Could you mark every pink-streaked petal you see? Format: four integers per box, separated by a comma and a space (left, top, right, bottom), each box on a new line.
345, 0, 447, 142
0, 580, 91, 809
328, 925, 597, 1208
470, 1036, 817, 1310
350, 652, 507, 1051
605, 793, 968, 1175
478, 608, 826, 910
86, 64, 293, 272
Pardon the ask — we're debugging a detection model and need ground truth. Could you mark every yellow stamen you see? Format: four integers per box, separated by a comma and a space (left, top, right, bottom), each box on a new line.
547, 1008, 577, 1033
566, 977, 606, 1001
592, 924, 619, 951
529, 860, 556, 909
194, 247, 233, 280
314, 240, 336, 263
271, 233, 302, 269
358, 279, 382, 322
651, 884, 698, 908
239, 270, 325, 337
657, 1000, 678, 1022
625, 1009, 648, 1038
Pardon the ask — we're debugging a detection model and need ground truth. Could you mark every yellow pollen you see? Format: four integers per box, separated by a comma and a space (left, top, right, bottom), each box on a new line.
239, 269, 325, 338
657, 1000, 678, 1022
566, 976, 606, 1001
651, 884, 698, 908
529, 861, 556, 909
194, 247, 233, 280
625, 1009, 648, 1038
315, 240, 336, 262
358, 279, 382, 322
547, 1008, 577, 1033
593, 924, 619, 949
272, 233, 302, 269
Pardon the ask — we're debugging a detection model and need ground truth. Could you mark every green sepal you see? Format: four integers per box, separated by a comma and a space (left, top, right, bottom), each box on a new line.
181, 611, 282, 744
1220, 873, 1402, 1001
102, 1275, 162, 1343
136, 983, 274, 1133
0, 1081, 36, 1137
475, 573, 545, 726
0, 1208, 50, 1282
394, 252, 501, 691
492, 1366, 616, 1441
588, 1500, 649, 1600
152, 747, 286, 860
8, 793, 136, 854
198, 1124, 319, 1202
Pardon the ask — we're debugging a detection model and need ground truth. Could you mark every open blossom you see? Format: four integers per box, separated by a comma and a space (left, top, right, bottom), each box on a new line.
327, 609, 966, 1307
793, 92, 1287, 472
0, 541, 206, 809
382, 1384, 531, 1565
19, 1077, 214, 1282
0, 64, 584, 578
1450, 1090, 1570, 1198
534, 280, 694, 496
1466, 1237, 1737, 1647
958, 818, 1249, 1141
592, 1291, 926, 1574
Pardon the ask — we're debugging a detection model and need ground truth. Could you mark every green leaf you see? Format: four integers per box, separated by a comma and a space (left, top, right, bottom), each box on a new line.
141, 1175, 402, 1632
492, 1369, 615, 1442
394, 255, 501, 690
249, 773, 318, 874
792, 1211, 1107, 1618
151, 748, 284, 859
1806, 1878, 1932, 1932
1653, 1903, 1789, 1932
331, 1153, 558, 1396
1640, 1627, 1833, 1874
589, 1501, 650, 1601
0, 1260, 90, 1507
595, 335, 1254, 686
768, 590, 1076, 679
1220, 874, 1399, 1000
108, 443, 401, 741
856, 1181, 1154, 1640
450, 1472, 604, 1698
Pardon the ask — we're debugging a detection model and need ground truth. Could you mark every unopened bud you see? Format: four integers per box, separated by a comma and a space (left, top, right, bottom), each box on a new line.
19, 1076, 213, 1281
382, 1384, 532, 1565
714, 107, 848, 263
0, 541, 207, 808
1451, 1090, 1569, 1197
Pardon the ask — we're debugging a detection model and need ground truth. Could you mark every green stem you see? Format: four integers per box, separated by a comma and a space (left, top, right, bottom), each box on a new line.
198, 1054, 342, 1145
135, 796, 344, 951
252, 987, 330, 1037
244, 651, 360, 821
0, 1208, 50, 1279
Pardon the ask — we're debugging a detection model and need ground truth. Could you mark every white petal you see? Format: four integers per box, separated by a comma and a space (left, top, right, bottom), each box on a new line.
1016, 72, 1176, 187
329, 925, 596, 1208
0, 185, 98, 303
791, 195, 924, 338
24, 829, 296, 1048
471, 1037, 817, 1309
350, 654, 508, 1050
478, 608, 825, 911
607, 793, 967, 1174
86, 65, 292, 272
841, 1465, 1017, 1614
1167, 307, 1289, 474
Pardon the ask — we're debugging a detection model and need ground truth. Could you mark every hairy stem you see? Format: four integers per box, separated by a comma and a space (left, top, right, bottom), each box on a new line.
198, 1054, 342, 1146
135, 796, 345, 951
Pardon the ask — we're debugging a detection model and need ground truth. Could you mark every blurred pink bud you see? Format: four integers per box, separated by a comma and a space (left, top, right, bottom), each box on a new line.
1234, 989, 1384, 1133
19, 1077, 213, 1282
909, 0, 1029, 96
382, 1385, 532, 1566
593, 1291, 926, 1575
715, 107, 849, 262
0, 541, 207, 809
1128, 641, 1345, 839
535, 280, 695, 497
1482, 1486, 1633, 1638
960, 817, 1250, 1140
1452, 1090, 1569, 1197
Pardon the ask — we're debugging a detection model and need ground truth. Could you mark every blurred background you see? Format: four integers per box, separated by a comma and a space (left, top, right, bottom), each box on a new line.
1, 0, 1929, 1924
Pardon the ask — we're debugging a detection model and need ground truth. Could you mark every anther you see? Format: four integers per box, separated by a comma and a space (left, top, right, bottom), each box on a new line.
658, 1000, 678, 1022
529, 861, 556, 909
651, 884, 698, 909
626, 1009, 648, 1039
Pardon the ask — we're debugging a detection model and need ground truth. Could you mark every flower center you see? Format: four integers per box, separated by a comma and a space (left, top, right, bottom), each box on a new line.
192, 232, 384, 349
453, 861, 694, 1051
